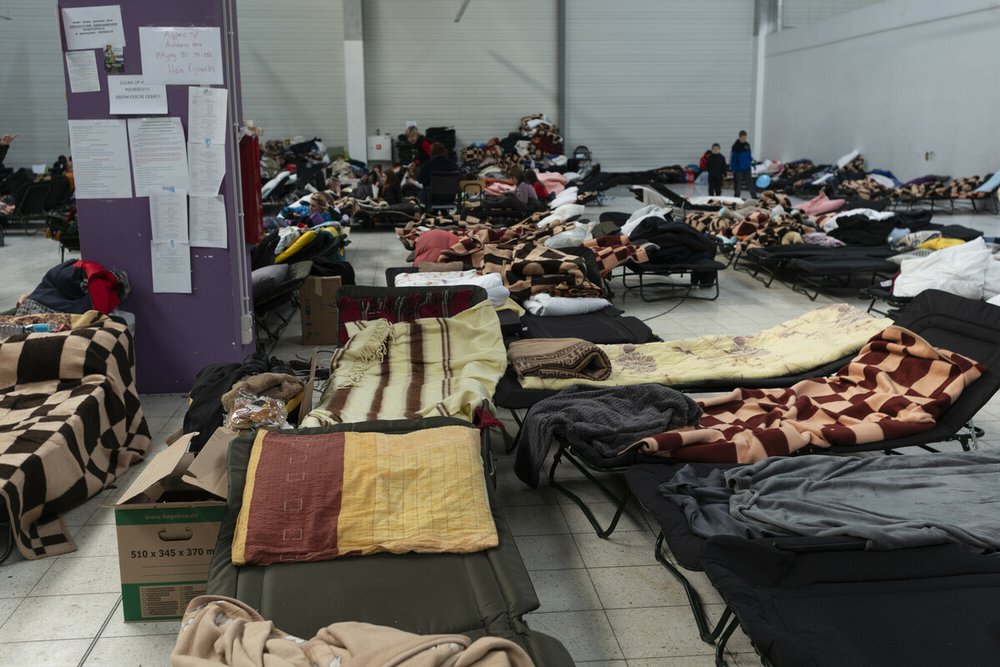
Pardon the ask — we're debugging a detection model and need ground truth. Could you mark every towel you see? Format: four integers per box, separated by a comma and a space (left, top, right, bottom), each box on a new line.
507, 338, 612, 382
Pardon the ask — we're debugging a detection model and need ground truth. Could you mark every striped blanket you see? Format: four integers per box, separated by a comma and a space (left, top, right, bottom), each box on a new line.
631, 326, 982, 463
303, 300, 506, 426
232, 426, 497, 565
1, 322, 150, 558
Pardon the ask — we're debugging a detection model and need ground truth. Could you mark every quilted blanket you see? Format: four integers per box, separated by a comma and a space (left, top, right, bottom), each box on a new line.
303, 300, 506, 426
0, 322, 150, 558
632, 326, 982, 463
519, 304, 892, 390
232, 426, 497, 565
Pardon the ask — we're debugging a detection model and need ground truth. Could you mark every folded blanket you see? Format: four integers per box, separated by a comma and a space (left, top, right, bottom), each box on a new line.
519, 304, 892, 390
661, 451, 1000, 551
508, 338, 612, 382
172, 595, 533, 666
515, 384, 702, 487
232, 426, 497, 565
633, 326, 982, 463
523, 292, 611, 316
395, 270, 510, 306
304, 300, 505, 426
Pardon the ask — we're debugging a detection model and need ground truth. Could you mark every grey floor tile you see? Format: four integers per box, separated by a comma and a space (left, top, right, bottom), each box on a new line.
61, 490, 112, 528
31, 556, 121, 595
528, 568, 603, 613
0, 600, 21, 630
502, 504, 571, 536
606, 606, 715, 659
513, 534, 585, 571
573, 530, 658, 568
62, 523, 119, 558
577, 662, 628, 667
629, 657, 716, 667
560, 501, 649, 535
525, 610, 623, 662
0, 593, 118, 641
0, 553, 55, 598
0, 639, 91, 666
589, 565, 689, 609
84, 633, 178, 666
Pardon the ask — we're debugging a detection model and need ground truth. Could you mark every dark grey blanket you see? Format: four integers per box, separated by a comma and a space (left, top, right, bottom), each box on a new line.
660, 451, 1000, 551
515, 383, 701, 487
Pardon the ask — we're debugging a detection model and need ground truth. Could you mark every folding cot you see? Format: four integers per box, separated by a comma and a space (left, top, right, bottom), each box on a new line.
541, 289, 1000, 538
734, 244, 898, 299
206, 419, 575, 666
618, 257, 729, 301
252, 260, 313, 352
700, 536, 1000, 667
623, 290, 1000, 662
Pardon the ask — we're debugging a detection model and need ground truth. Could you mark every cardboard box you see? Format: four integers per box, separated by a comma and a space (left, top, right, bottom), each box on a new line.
114, 428, 235, 622
300, 275, 342, 346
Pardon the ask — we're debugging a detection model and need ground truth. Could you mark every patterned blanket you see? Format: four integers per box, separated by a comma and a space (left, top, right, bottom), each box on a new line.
519, 304, 891, 390
482, 243, 604, 301
303, 300, 506, 425
632, 326, 982, 463
337, 285, 486, 346
0, 322, 150, 558
232, 426, 497, 565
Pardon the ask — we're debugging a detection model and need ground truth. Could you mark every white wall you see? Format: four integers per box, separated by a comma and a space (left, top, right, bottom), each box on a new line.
565, 0, 756, 171
236, 0, 347, 149
761, 0, 1000, 179
362, 0, 558, 148
782, 0, 886, 28
0, 1, 70, 167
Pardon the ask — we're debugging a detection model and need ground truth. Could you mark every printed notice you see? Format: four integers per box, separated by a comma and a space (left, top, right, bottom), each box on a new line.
108, 76, 168, 115
139, 27, 223, 85
189, 195, 227, 248
187, 87, 228, 146
67, 119, 133, 199
65, 51, 101, 94
150, 191, 189, 243
127, 117, 189, 197
151, 239, 192, 293
62, 5, 125, 51
187, 142, 226, 197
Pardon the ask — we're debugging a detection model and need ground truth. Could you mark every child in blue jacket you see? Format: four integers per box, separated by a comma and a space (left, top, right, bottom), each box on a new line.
730, 131, 755, 199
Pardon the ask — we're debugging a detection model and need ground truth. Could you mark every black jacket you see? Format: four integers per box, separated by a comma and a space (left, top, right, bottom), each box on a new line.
706, 153, 727, 178
418, 157, 459, 186
0, 144, 8, 166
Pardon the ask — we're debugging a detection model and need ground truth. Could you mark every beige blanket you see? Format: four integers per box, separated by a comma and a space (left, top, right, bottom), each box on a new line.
519, 304, 892, 390
172, 596, 534, 667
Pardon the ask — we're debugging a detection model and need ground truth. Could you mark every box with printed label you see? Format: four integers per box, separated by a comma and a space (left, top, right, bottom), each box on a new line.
113, 429, 234, 622
299, 275, 342, 346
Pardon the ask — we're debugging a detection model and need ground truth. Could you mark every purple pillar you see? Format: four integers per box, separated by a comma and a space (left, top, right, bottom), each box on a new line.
58, 0, 255, 392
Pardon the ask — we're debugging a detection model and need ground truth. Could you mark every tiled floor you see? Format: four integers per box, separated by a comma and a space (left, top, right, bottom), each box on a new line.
1, 185, 998, 666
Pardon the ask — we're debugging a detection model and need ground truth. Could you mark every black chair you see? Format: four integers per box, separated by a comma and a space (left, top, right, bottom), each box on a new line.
8, 181, 50, 234
425, 171, 461, 214
42, 176, 73, 214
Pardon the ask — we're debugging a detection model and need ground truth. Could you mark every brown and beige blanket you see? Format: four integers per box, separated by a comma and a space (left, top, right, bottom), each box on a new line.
630, 326, 982, 463
172, 596, 533, 667
0, 321, 150, 558
508, 338, 612, 382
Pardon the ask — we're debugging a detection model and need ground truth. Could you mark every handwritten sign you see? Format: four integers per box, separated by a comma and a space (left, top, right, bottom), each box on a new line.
108, 76, 168, 115
139, 27, 223, 85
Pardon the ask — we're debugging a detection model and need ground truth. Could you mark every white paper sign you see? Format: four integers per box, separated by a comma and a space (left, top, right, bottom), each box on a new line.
61, 5, 125, 50
127, 117, 189, 197
67, 119, 133, 199
187, 87, 228, 146
65, 50, 101, 94
108, 76, 167, 115
189, 195, 228, 248
187, 142, 226, 197
139, 27, 223, 85
150, 191, 189, 243
151, 239, 192, 293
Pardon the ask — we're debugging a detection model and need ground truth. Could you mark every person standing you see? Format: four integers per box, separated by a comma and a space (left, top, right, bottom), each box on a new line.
730, 130, 755, 199
705, 143, 727, 197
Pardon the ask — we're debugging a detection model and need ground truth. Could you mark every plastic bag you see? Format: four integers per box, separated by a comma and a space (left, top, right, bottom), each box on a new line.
225, 391, 289, 430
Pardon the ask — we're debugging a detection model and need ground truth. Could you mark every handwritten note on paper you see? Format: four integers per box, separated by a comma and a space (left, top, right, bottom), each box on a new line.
65, 50, 101, 94
139, 27, 223, 86
62, 5, 125, 51
189, 195, 228, 248
128, 117, 189, 197
108, 76, 168, 115
188, 87, 228, 146
151, 239, 192, 293
150, 191, 189, 243
67, 119, 133, 200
